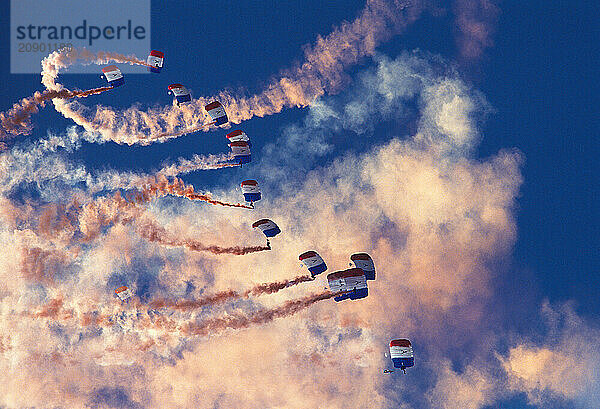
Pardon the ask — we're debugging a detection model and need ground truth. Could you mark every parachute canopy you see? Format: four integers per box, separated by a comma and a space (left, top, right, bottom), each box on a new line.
114, 286, 133, 301
390, 339, 414, 371
102, 65, 124, 87
226, 130, 251, 147
299, 251, 327, 277
147, 50, 164, 73
350, 253, 376, 280
252, 219, 280, 238
229, 141, 251, 164
168, 83, 191, 105
327, 267, 368, 302
205, 101, 228, 125
241, 180, 261, 203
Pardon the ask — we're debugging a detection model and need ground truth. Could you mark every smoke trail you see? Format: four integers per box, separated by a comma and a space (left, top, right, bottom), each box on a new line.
137, 218, 270, 255
74, 152, 238, 194
180, 291, 337, 336
41, 48, 149, 89
40, 48, 213, 144
24, 284, 332, 344
96, 292, 339, 337
155, 152, 240, 178
7, 149, 238, 196
39, 0, 421, 146
15, 174, 243, 244
0, 87, 112, 144
148, 274, 313, 311
0, 47, 145, 144
141, 175, 253, 209
242, 275, 314, 297
148, 290, 239, 311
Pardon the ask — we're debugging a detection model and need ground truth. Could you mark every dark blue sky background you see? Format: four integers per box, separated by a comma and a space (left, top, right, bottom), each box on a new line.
0, 1, 597, 407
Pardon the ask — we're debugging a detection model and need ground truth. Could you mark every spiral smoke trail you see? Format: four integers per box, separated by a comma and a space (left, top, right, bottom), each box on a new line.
37, 0, 420, 146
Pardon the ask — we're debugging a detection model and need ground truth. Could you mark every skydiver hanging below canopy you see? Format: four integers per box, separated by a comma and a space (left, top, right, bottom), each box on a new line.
241, 180, 261, 208
229, 141, 251, 167
252, 219, 280, 249
168, 84, 192, 105
147, 50, 164, 73
387, 339, 414, 374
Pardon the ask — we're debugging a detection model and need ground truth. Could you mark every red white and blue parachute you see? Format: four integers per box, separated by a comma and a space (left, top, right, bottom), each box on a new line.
114, 286, 133, 301
168, 84, 191, 105
350, 253, 376, 280
205, 101, 228, 125
229, 141, 251, 164
102, 65, 124, 87
390, 339, 414, 372
147, 50, 164, 73
252, 219, 281, 238
241, 180, 261, 203
327, 267, 368, 302
226, 130, 252, 147
299, 251, 327, 277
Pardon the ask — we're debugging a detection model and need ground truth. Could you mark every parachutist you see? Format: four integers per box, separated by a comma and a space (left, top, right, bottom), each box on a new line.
327, 268, 368, 302
241, 180, 261, 206
205, 101, 229, 126
227, 130, 252, 147
102, 65, 124, 87
147, 50, 164, 73
229, 141, 251, 166
299, 251, 328, 278
389, 339, 414, 373
253, 219, 281, 243
266, 240, 271, 250
351, 253, 376, 280
168, 84, 191, 105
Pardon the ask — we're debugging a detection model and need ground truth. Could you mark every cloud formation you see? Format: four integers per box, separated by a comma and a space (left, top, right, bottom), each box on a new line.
0, 49, 533, 408
501, 302, 600, 407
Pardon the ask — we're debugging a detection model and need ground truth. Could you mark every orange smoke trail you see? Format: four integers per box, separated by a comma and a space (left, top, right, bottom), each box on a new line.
148, 290, 239, 311
141, 176, 252, 209
242, 275, 314, 297
33, 175, 244, 244
24, 290, 337, 343
73, 86, 113, 98
0, 86, 113, 143
137, 218, 270, 255
148, 274, 313, 311
39, 0, 421, 145
180, 291, 337, 336
184, 192, 253, 209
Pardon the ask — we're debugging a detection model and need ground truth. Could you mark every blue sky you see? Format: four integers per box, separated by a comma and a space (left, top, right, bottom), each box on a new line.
0, 1, 597, 408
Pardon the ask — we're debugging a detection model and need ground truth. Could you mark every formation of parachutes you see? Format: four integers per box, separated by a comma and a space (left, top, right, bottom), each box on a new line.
104, 51, 413, 374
